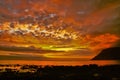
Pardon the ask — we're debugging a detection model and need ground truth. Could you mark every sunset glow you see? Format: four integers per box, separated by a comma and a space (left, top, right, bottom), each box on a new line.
0, 0, 120, 60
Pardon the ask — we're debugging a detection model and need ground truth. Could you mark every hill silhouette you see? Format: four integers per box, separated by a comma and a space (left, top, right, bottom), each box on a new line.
92, 47, 120, 60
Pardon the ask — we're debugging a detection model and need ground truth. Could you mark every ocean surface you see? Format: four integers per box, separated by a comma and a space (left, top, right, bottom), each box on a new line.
0, 60, 119, 66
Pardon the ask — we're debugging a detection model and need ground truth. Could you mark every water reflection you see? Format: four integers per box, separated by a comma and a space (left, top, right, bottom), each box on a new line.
0, 60, 119, 66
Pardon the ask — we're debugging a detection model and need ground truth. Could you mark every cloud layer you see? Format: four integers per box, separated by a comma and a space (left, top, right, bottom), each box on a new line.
0, 0, 120, 60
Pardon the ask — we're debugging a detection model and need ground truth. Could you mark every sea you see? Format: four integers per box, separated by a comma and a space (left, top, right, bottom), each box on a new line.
0, 60, 119, 66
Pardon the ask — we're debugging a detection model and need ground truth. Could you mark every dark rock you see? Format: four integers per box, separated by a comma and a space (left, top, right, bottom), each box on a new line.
92, 47, 120, 60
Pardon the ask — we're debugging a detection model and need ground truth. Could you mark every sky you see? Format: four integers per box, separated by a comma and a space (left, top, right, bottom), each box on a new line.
0, 0, 120, 60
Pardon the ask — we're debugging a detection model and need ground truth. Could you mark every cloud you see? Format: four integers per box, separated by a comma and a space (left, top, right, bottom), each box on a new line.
0, 45, 65, 53
0, 0, 120, 60
0, 55, 48, 60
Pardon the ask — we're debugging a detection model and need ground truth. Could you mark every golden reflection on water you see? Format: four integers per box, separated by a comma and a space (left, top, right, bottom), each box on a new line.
0, 60, 119, 66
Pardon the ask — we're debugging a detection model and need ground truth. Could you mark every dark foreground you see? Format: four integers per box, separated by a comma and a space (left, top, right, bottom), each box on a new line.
0, 64, 120, 80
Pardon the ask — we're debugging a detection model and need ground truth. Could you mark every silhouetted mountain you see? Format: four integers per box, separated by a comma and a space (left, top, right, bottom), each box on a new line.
92, 47, 120, 60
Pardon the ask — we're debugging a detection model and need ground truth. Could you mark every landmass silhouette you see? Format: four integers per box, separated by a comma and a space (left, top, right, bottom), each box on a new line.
0, 64, 120, 80
92, 47, 120, 60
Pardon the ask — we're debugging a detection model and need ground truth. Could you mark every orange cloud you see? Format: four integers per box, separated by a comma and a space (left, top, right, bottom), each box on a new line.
82, 33, 119, 51
83, 1, 120, 28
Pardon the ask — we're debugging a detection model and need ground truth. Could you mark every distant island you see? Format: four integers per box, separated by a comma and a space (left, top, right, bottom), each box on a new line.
92, 47, 120, 60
